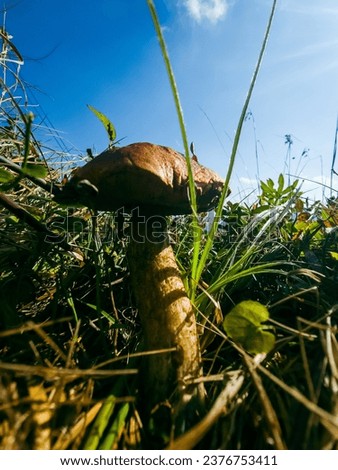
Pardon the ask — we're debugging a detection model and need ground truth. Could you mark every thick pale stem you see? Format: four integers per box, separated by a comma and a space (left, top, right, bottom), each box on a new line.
127, 217, 204, 420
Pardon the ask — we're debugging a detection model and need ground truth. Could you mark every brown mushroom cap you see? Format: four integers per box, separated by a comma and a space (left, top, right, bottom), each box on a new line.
56, 142, 225, 215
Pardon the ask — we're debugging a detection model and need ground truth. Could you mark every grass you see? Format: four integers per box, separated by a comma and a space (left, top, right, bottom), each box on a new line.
0, 2, 338, 450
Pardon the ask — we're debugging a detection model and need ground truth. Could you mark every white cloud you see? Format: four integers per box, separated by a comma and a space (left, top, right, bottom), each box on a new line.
184, 0, 229, 23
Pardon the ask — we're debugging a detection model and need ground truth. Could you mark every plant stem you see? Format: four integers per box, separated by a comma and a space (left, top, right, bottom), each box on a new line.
146, 0, 202, 297
22, 112, 34, 170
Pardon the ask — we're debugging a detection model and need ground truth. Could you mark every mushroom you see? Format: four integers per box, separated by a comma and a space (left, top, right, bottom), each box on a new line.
56, 142, 224, 214
56, 142, 225, 428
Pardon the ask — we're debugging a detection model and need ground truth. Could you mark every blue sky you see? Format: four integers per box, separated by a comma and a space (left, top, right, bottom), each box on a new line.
6, 0, 338, 202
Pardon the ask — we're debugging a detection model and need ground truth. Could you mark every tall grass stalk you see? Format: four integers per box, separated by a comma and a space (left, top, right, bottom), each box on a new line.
146, 0, 202, 295
330, 114, 338, 197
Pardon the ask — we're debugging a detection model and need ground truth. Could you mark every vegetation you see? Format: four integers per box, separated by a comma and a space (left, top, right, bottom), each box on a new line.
0, 2, 337, 450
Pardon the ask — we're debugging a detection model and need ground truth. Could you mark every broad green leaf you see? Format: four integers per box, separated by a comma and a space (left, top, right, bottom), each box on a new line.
294, 220, 308, 232
87, 104, 116, 143
245, 329, 275, 355
260, 181, 271, 194
22, 162, 48, 178
0, 167, 16, 183
223, 300, 275, 354
329, 251, 338, 261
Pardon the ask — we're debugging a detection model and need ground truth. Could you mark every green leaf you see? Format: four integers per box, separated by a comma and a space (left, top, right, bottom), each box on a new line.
84, 395, 117, 450
223, 300, 275, 354
329, 251, 338, 261
260, 181, 272, 194
267, 178, 274, 189
99, 403, 129, 450
84, 302, 124, 327
67, 296, 78, 322
22, 162, 48, 179
0, 167, 16, 183
277, 173, 284, 193
87, 104, 116, 144
252, 204, 271, 214
291, 179, 299, 190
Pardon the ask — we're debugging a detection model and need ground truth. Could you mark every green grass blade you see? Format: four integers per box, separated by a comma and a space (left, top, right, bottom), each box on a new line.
83, 395, 117, 450
99, 403, 130, 450
146, 1, 192, 190
146, 0, 202, 297
87, 104, 116, 145
21, 112, 34, 170
83, 302, 124, 327
206, 264, 288, 299
66, 295, 79, 323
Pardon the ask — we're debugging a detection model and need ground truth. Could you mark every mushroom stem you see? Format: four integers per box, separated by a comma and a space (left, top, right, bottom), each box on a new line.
127, 214, 205, 424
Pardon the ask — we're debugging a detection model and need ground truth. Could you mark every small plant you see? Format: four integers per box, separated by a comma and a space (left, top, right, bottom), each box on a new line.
259, 173, 300, 207
87, 105, 117, 148
223, 300, 275, 355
